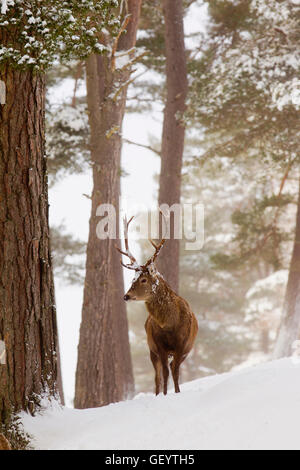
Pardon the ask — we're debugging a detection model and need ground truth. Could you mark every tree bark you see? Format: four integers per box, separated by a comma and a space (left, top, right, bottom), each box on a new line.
157, 0, 188, 293
273, 176, 300, 359
0, 64, 62, 423
74, 0, 142, 409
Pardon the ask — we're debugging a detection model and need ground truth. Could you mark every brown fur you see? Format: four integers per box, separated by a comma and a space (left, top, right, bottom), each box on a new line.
125, 269, 198, 395
0, 434, 11, 450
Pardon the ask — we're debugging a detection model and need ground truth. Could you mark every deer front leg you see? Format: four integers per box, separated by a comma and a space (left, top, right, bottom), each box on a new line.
171, 354, 186, 393
170, 356, 181, 393
150, 351, 161, 395
160, 353, 169, 395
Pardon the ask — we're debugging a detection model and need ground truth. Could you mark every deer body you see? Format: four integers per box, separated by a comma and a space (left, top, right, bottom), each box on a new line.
144, 275, 198, 395
118, 215, 198, 395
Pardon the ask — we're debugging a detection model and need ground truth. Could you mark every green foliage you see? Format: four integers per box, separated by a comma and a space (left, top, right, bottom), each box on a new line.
46, 101, 90, 181
0, 0, 120, 70
186, 0, 299, 278
131, 0, 198, 113
189, 0, 300, 119
207, 0, 251, 32
0, 414, 32, 450
136, 0, 165, 73
51, 224, 86, 285
180, 126, 295, 373
228, 195, 293, 270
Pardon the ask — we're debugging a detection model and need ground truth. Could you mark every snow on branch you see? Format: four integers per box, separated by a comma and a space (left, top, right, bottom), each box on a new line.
1, 0, 10, 15
193, 0, 300, 114
0, 1, 120, 70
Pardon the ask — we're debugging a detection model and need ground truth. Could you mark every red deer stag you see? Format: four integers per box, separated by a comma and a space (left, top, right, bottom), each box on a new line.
117, 216, 198, 395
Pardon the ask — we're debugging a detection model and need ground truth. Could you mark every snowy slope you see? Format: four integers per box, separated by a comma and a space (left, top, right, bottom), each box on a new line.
21, 359, 300, 450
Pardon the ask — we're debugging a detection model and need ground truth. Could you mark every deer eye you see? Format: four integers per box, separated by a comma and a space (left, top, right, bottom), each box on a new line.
141, 279, 147, 283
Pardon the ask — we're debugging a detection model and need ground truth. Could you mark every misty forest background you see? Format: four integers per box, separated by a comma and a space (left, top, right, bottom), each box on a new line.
0, 0, 299, 445
48, 0, 299, 395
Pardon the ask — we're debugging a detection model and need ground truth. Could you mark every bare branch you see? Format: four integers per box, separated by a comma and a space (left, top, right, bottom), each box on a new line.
122, 138, 161, 156
111, 15, 131, 71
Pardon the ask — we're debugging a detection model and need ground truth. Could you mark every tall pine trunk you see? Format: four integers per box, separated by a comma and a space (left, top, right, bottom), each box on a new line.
157, 0, 188, 293
75, 0, 142, 409
0, 65, 62, 424
273, 176, 300, 358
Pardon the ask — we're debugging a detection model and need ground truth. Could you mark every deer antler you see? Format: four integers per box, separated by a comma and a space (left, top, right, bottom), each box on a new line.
142, 209, 167, 269
117, 210, 168, 272
116, 216, 140, 271
143, 238, 166, 268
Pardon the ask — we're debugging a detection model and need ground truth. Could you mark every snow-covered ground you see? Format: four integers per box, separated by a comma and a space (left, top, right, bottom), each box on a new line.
21, 358, 300, 450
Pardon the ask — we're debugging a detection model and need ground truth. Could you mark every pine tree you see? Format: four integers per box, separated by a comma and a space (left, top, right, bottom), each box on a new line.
75, 0, 142, 409
185, 0, 300, 361
274, 177, 300, 358
156, 0, 188, 293
0, 0, 119, 447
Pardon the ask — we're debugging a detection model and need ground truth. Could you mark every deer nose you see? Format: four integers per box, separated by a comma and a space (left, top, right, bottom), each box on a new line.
124, 294, 130, 301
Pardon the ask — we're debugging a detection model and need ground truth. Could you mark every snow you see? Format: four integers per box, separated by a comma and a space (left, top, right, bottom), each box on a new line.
57, 105, 87, 132
201, 0, 300, 113
272, 79, 300, 110
115, 50, 132, 70
246, 270, 288, 299
21, 359, 300, 450
1, 0, 8, 15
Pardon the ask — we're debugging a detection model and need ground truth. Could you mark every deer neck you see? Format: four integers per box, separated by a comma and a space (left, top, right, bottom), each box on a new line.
145, 277, 178, 329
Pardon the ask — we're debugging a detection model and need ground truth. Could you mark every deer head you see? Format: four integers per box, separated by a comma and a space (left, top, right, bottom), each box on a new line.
116, 215, 166, 302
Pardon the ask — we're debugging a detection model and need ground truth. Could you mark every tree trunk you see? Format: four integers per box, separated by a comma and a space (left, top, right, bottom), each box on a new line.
157, 0, 188, 293
261, 328, 269, 355
0, 65, 61, 423
273, 176, 300, 359
75, 0, 142, 409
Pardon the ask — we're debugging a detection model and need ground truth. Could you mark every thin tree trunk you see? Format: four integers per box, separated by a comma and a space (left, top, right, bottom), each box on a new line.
0, 65, 61, 424
75, 0, 142, 409
273, 176, 300, 358
261, 329, 269, 355
157, 0, 188, 293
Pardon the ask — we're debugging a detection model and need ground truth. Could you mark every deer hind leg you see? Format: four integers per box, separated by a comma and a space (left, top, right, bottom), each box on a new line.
171, 355, 185, 393
150, 351, 161, 395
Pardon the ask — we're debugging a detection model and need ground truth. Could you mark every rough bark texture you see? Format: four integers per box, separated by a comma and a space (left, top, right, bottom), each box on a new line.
273, 177, 300, 359
0, 64, 61, 422
157, 0, 188, 293
74, 0, 142, 409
